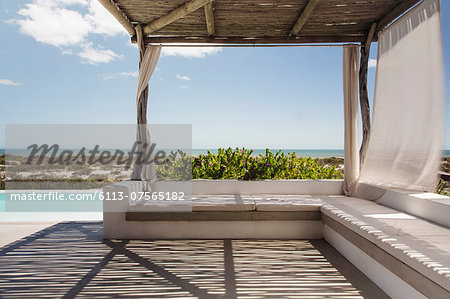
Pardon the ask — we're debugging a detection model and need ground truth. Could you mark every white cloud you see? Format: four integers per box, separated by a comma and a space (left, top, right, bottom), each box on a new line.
53, 0, 87, 5
175, 74, 191, 81
0, 79, 20, 86
15, 0, 91, 47
161, 45, 222, 59
368, 59, 377, 68
10, 0, 127, 64
85, 0, 127, 36
11, 2, 222, 63
100, 71, 138, 80
78, 43, 121, 64
181, 85, 188, 89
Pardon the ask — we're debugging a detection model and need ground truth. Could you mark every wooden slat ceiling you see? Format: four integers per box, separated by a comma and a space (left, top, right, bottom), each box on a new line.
110, 0, 422, 44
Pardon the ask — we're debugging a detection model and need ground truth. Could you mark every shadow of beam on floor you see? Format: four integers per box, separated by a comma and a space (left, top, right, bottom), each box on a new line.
0, 222, 388, 298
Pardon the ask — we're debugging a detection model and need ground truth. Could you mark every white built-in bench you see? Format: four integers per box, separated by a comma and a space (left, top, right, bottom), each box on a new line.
103, 180, 450, 298
321, 196, 450, 299
103, 180, 342, 240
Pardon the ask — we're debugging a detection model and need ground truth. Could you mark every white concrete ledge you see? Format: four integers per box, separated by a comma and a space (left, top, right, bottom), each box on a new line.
354, 182, 450, 228
321, 201, 450, 297
376, 189, 450, 228
190, 179, 344, 195
148, 179, 344, 195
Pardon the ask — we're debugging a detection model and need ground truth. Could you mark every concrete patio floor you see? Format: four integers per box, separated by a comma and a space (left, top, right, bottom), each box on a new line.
0, 222, 387, 298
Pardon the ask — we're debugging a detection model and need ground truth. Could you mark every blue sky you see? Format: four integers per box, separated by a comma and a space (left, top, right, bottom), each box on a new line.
0, 0, 449, 149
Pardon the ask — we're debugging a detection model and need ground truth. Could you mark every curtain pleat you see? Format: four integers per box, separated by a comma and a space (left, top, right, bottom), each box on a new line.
343, 45, 360, 195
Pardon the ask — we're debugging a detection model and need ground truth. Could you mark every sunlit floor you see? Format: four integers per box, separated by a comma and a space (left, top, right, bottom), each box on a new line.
0, 222, 387, 298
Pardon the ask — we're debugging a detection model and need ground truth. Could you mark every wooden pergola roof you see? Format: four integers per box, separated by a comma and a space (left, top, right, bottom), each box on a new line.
99, 0, 422, 45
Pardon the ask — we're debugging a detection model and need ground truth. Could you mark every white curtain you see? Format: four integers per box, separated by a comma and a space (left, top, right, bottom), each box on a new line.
132, 25, 161, 181
343, 45, 360, 195
356, 0, 444, 193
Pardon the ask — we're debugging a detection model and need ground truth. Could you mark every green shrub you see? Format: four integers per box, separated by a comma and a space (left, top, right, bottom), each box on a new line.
156, 150, 192, 180
157, 148, 343, 180
437, 178, 450, 196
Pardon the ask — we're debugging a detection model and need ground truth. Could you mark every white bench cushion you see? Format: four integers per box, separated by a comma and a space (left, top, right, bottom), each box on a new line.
253, 195, 323, 211
191, 195, 255, 211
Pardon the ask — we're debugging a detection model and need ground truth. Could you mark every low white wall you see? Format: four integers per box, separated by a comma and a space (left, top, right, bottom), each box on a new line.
354, 183, 450, 228
151, 179, 344, 195
376, 190, 450, 228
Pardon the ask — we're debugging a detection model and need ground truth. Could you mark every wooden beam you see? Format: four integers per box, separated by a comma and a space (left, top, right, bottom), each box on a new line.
144, 0, 213, 35
365, 23, 377, 49
359, 23, 376, 165
289, 0, 320, 36
142, 35, 365, 45
204, 2, 215, 36
98, 0, 135, 36
376, 0, 423, 33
